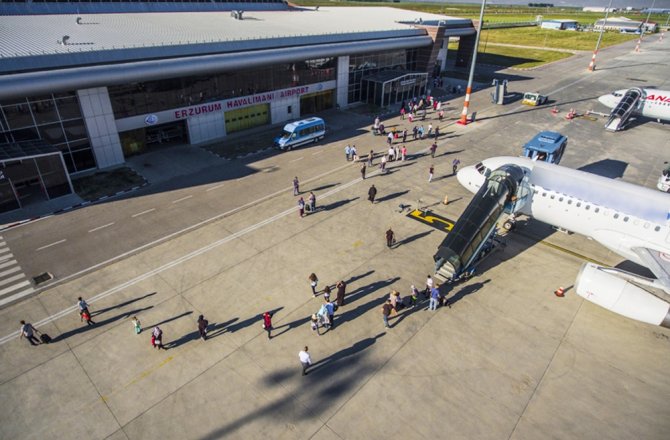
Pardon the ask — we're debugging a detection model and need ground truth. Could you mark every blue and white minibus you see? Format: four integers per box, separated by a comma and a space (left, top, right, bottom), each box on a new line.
274, 117, 325, 151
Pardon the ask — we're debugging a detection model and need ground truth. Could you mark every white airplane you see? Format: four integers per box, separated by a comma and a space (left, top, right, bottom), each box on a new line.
456, 156, 670, 328
598, 88, 670, 130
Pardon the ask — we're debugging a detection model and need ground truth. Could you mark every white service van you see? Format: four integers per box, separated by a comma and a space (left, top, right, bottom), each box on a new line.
274, 117, 325, 151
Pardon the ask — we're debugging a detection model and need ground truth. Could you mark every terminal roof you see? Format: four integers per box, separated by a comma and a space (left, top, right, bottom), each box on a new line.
0, 7, 472, 74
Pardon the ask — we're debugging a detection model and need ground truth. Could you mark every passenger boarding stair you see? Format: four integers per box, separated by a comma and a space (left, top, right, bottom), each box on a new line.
433, 165, 527, 282
605, 88, 642, 132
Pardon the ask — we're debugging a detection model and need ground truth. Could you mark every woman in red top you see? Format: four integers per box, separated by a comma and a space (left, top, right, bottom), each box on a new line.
262, 312, 273, 340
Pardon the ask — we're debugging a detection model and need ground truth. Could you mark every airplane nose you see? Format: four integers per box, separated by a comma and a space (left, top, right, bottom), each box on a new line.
456, 166, 484, 193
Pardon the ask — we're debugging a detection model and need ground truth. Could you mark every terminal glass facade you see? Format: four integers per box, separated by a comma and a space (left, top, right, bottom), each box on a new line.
348, 49, 419, 104
109, 57, 336, 118
0, 92, 96, 173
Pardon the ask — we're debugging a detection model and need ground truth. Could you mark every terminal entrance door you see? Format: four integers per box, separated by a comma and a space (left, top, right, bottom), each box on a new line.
224, 103, 270, 134
361, 71, 428, 107
300, 90, 334, 115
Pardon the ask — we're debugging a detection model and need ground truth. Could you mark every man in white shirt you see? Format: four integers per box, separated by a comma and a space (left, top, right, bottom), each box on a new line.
298, 346, 312, 376
425, 275, 434, 297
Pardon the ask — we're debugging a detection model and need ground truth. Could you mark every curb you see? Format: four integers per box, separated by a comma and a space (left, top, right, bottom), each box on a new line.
0, 180, 149, 233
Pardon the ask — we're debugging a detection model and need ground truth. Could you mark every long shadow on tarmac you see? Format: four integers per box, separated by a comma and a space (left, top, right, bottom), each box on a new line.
320, 197, 359, 211
204, 334, 383, 439
447, 279, 492, 307
91, 291, 158, 317
52, 306, 154, 343
394, 230, 433, 247
342, 277, 401, 308
144, 311, 193, 330
376, 190, 409, 203
206, 317, 241, 339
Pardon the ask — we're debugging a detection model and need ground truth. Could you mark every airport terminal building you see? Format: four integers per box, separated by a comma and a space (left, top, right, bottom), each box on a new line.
0, 1, 476, 213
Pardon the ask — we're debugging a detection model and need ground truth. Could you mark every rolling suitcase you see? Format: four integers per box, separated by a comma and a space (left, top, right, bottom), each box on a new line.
40, 333, 52, 344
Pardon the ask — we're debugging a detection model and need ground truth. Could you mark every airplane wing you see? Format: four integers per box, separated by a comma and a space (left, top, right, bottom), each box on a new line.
632, 247, 670, 292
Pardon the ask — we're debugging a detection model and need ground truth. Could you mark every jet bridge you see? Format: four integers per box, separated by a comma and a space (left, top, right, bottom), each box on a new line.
605, 87, 642, 131
433, 164, 526, 281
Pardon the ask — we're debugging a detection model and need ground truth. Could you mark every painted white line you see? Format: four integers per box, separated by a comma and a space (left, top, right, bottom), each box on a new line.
206, 183, 225, 192
88, 222, 115, 233
0, 248, 10, 255
0, 253, 13, 262
36, 239, 66, 252
312, 151, 324, 155
290, 156, 304, 162
172, 195, 193, 204
0, 168, 378, 345
0, 279, 30, 296
13, 159, 358, 302
132, 208, 155, 218
0, 266, 21, 278
0, 260, 17, 270
0, 273, 26, 287
0, 287, 35, 307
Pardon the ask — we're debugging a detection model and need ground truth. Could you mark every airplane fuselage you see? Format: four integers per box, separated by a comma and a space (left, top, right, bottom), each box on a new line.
598, 88, 670, 121
457, 157, 670, 267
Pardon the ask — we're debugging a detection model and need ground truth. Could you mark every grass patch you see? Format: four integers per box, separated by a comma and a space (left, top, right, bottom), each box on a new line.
477, 46, 571, 68
479, 27, 639, 51
72, 167, 146, 201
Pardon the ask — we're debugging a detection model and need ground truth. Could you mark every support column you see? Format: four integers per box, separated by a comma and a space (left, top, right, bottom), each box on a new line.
77, 87, 124, 169
336, 56, 350, 109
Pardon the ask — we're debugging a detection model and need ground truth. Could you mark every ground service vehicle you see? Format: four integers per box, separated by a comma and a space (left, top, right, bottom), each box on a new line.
522, 131, 567, 165
274, 117, 325, 151
522, 92, 548, 106
658, 164, 670, 192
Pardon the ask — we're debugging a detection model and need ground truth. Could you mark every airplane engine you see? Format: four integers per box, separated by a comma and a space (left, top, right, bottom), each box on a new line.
575, 263, 670, 328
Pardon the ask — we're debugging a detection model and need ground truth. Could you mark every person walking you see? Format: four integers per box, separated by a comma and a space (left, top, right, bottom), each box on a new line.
293, 176, 300, 196
452, 158, 461, 175
386, 228, 395, 248
298, 197, 305, 217
388, 146, 395, 161
400, 106, 406, 120
152, 326, 164, 350
402, 129, 407, 144
19, 320, 40, 346
387, 131, 393, 146
401, 145, 407, 161
324, 299, 335, 330
368, 184, 377, 203
344, 145, 351, 161
425, 275, 434, 297
323, 285, 332, 302
360, 163, 366, 180
438, 110, 444, 121
394, 145, 400, 161
131, 316, 142, 334
299, 346, 312, 376
434, 126, 440, 139
310, 314, 321, 335
428, 164, 434, 183
197, 314, 209, 341
309, 273, 319, 296
412, 125, 418, 140
81, 309, 95, 326
410, 285, 420, 308
380, 155, 387, 173
77, 297, 90, 321
351, 145, 358, 161
381, 299, 393, 329
262, 311, 273, 340
430, 142, 437, 158
429, 285, 440, 311
367, 150, 374, 167
428, 124, 433, 138
418, 125, 425, 139
336, 280, 347, 307
308, 192, 316, 213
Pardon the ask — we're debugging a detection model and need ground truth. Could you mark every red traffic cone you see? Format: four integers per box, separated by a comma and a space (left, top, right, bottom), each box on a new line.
554, 286, 565, 297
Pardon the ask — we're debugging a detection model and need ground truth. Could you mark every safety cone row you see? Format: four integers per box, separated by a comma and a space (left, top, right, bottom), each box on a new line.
554, 286, 565, 297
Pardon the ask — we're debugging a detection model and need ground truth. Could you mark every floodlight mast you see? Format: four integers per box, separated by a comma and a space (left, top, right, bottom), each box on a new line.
588, 0, 613, 71
457, 0, 487, 126
635, 0, 656, 52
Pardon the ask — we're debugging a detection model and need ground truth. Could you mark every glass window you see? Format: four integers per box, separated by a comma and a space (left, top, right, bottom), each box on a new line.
3, 104, 34, 129
38, 123, 66, 144
56, 97, 83, 120
62, 119, 88, 141
11, 127, 40, 142
31, 100, 59, 125
71, 148, 96, 172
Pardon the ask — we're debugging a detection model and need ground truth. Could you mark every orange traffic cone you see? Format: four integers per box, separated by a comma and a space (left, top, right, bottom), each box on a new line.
554, 286, 565, 297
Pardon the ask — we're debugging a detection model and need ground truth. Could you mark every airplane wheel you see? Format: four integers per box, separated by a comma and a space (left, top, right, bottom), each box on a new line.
503, 220, 516, 231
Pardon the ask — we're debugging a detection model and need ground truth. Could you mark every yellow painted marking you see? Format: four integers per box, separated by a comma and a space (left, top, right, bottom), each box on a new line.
352, 240, 363, 248
407, 209, 455, 232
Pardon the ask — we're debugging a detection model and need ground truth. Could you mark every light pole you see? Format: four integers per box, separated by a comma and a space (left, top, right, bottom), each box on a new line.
457, 0, 487, 125
588, 0, 613, 71
635, 0, 656, 52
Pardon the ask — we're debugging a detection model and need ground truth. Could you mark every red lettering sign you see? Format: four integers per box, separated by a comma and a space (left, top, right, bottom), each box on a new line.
647, 95, 670, 103
174, 103, 222, 119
